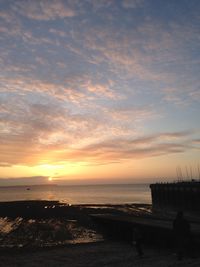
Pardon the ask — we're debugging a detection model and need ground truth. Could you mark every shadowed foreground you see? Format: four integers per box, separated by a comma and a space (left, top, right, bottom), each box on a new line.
0, 241, 199, 267
0, 201, 200, 266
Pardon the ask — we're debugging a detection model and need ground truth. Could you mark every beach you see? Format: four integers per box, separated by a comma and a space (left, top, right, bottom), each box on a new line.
0, 201, 151, 248
0, 200, 200, 266
0, 241, 200, 267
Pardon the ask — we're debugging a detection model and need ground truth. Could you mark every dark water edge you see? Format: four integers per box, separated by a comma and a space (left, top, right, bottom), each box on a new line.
0, 200, 151, 249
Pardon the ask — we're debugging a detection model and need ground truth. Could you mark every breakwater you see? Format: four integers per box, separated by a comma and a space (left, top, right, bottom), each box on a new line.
150, 181, 200, 215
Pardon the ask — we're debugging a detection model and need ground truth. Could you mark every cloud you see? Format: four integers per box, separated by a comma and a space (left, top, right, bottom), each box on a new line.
0, 75, 120, 104
71, 24, 177, 84
122, 0, 144, 9
0, 176, 48, 186
70, 16, 199, 108
189, 90, 200, 102
162, 90, 189, 106
0, 162, 12, 167
0, 0, 199, 173
12, 0, 76, 21
1, 2, 199, 109
192, 139, 200, 146
0, 91, 122, 166
1, 62, 197, 167
0, 9, 22, 39
88, 0, 114, 11
49, 28, 67, 37
0, 79, 167, 167
63, 131, 194, 163
107, 106, 156, 121
0, 9, 14, 23
83, 80, 118, 99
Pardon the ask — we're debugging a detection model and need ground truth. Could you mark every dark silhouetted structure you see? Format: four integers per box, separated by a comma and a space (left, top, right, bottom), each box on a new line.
150, 181, 200, 214
173, 211, 191, 260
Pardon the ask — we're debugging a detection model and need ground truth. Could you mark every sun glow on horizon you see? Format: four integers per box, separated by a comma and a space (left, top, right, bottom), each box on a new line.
0, 0, 200, 185
35, 164, 65, 177
33, 162, 88, 180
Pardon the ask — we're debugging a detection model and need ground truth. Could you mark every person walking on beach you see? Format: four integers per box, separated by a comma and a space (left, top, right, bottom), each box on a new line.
173, 211, 190, 260
132, 226, 144, 258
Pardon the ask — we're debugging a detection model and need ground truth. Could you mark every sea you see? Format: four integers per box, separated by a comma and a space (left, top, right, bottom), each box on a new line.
0, 183, 151, 204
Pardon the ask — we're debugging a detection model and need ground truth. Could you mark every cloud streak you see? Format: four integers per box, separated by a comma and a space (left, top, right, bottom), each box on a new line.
53, 131, 195, 164
12, 0, 76, 21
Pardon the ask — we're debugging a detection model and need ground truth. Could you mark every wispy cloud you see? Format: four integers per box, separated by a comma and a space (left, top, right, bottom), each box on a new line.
0, 103, 196, 167
107, 106, 156, 121
12, 0, 76, 21
0, 80, 165, 167
0, 176, 48, 185
121, 0, 145, 9
57, 131, 195, 163
0, 76, 120, 103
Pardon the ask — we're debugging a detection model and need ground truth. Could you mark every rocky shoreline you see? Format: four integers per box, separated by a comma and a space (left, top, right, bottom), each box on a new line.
0, 201, 200, 266
0, 201, 151, 248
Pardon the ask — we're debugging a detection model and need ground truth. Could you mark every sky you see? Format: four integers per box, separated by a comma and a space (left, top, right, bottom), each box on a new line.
0, 0, 200, 185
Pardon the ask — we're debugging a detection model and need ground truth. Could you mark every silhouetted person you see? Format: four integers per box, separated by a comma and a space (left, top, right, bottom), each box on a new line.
173, 211, 190, 260
132, 226, 144, 258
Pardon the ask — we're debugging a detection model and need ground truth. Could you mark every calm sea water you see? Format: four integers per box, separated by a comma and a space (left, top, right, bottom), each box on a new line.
0, 184, 151, 204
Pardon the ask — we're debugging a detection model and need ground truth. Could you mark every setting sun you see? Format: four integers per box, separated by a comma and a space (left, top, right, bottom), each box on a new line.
35, 164, 65, 177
